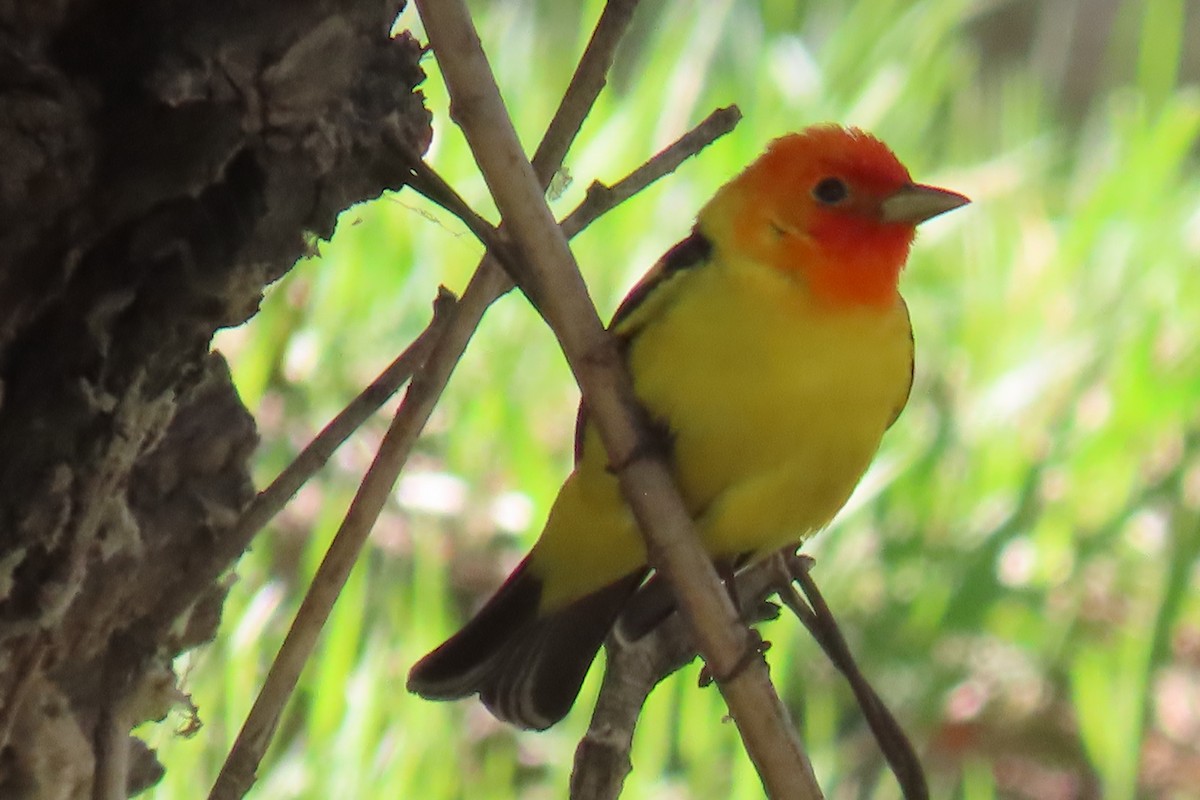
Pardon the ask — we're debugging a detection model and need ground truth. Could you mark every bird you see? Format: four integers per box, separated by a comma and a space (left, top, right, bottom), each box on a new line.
407, 124, 969, 730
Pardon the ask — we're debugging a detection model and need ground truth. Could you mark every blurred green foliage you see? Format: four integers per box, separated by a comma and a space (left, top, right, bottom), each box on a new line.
139, 0, 1200, 798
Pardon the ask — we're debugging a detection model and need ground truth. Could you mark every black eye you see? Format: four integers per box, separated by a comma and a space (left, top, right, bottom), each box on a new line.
812, 177, 849, 205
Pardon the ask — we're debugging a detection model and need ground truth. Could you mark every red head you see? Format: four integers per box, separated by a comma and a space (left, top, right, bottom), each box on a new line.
697, 125, 968, 309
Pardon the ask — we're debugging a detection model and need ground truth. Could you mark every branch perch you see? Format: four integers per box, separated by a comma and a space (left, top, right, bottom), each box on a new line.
573, 565, 785, 799
777, 555, 928, 800
575, 549, 931, 800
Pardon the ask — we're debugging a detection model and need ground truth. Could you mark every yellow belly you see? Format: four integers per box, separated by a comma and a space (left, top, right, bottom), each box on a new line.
531, 254, 912, 609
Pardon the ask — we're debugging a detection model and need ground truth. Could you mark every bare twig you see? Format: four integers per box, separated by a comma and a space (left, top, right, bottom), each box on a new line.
572, 565, 783, 800
402, 150, 510, 251
415, 1, 823, 798
206, 296, 456, 800
528, 0, 641, 177
776, 554, 928, 800
558, 105, 741, 237
401, 104, 743, 305
232, 301, 449, 542
212, 362, 439, 799
571, 615, 699, 800
577, 548, 930, 800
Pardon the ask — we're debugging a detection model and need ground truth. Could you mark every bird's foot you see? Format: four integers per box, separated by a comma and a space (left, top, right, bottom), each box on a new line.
697, 629, 771, 688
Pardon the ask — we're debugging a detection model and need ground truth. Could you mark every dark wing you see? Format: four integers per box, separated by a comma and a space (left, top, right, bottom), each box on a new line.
572, 230, 714, 462
407, 554, 648, 730
608, 230, 714, 335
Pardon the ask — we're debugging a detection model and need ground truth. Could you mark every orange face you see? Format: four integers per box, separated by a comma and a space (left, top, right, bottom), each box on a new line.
701, 126, 958, 310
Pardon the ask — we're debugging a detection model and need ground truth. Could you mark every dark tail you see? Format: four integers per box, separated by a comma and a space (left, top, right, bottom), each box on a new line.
407, 556, 648, 730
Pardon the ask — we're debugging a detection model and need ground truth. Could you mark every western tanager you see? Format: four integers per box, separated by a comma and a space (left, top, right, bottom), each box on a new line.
408, 125, 969, 729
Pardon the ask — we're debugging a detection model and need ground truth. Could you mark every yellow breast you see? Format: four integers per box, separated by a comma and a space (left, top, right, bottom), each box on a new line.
624, 250, 913, 558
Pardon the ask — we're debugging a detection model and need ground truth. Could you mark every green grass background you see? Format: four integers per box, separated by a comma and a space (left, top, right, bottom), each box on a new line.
140, 0, 1200, 797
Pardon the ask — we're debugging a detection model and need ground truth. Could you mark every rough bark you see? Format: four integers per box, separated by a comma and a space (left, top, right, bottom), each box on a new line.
0, 0, 431, 795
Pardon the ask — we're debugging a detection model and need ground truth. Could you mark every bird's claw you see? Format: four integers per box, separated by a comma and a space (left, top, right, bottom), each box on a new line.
697, 630, 771, 688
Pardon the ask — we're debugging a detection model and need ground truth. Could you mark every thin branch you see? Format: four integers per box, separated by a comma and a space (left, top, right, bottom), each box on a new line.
776, 554, 929, 800
529, 0, 640, 178
576, 548, 929, 800
401, 104, 743, 307
571, 614, 698, 800
211, 372, 432, 800
559, 105, 741, 238
414, 2, 823, 798
402, 150, 511, 254
572, 565, 783, 800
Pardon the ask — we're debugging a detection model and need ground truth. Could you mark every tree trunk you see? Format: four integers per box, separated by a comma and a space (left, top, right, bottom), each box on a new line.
0, 0, 430, 795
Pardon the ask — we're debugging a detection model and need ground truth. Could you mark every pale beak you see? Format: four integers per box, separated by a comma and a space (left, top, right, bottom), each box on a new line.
880, 183, 970, 225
